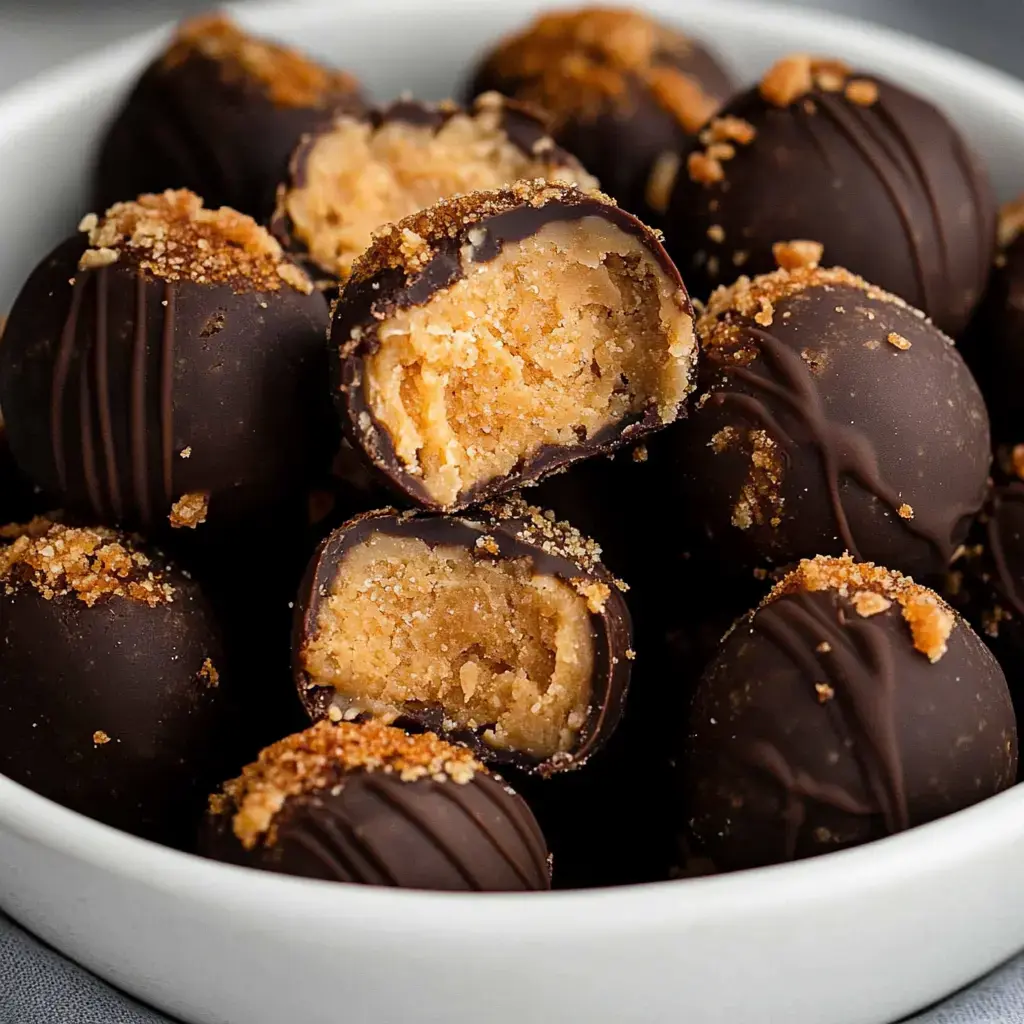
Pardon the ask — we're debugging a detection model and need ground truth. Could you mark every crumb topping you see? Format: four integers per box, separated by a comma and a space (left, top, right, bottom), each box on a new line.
215, 719, 482, 848
698, 265, 916, 355
773, 240, 824, 271
480, 7, 720, 132
199, 658, 220, 688
0, 519, 174, 607
80, 190, 313, 294
770, 554, 955, 662
898, 503, 914, 520
758, 55, 867, 108
686, 115, 757, 186
1012, 444, 1024, 481
93, 730, 111, 745
169, 491, 210, 529
164, 13, 359, 109
999, 196, 1024, 249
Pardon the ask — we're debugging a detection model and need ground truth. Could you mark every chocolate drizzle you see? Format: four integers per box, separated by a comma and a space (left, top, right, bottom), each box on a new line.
985, 484, 1024, 619
160, 283, 176, 504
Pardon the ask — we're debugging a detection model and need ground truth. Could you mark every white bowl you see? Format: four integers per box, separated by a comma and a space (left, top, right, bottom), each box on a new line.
2, 2, 1024, 1023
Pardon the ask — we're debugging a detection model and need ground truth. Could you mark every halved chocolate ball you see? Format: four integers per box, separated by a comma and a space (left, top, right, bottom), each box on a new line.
0, 190, 333, 534
665, 55, 995, 336
466, 5, 733, 223
293, 500, 633, 775
272, 93, 598, 285
669, 257, 991, 583
0, 518, 230, 846
683, 555, 1017, 872
95, 13, 365, 220
200, 719, 551, 891
331, 180, 696, 511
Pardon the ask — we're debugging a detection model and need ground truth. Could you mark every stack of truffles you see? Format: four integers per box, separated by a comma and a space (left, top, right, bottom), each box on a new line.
0, 7, 1021, 890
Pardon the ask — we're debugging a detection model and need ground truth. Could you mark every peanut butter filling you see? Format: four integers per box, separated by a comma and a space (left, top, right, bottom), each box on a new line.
299, 532, 596, 759
365, 216, 694, 507
282, 112, 597, 280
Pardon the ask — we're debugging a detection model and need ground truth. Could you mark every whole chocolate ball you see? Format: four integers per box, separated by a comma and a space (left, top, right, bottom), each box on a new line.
683, 556, 1017, 872
665, 55, 995, 337
0, 519, 230, 846
668, 261, 991, 583
95, 13, 364, 221
201, 720, 551, 891
0, 190, 332, 535
467, 6, 733, 224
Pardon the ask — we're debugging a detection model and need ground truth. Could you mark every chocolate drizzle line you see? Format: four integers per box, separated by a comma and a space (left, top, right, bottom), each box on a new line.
52, 277, 87, 493
78, 352, 102, 516
712, 322, 953, 563
94, 266, 122, 520
131, 273, 151, 523
296, 802, 401, 885
744, 590, 910, 856
160, 283, 176, 503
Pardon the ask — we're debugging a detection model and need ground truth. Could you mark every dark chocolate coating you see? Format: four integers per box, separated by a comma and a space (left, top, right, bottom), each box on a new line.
666, 75, 995, 336
670, 281, 990, 582
331, 185, 693, 511
0, 236, 334, 533
272, 96, 593, 284
961, 229, 1024, 443
0, 542, 229, 846
200, 768, 550, 891
683, 586, 1017, 872
468, 24, 732, 223
294, 507, 633, 774
94, 40, 364, 221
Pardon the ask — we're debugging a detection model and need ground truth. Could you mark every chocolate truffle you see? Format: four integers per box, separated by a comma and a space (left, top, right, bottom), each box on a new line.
666, 55, 995, 336
331, 180, 696, 511
95, 13, 365, 221
961, 198, 1024, 443
683, 555, 1017, 872
293, 500, 633, 775
669, 259, 991, 582
272, 93, 598, 285
0, 190, 333, 533
467, 6, 732, 223
0, 518, 230, 845
200, 720, 550, 891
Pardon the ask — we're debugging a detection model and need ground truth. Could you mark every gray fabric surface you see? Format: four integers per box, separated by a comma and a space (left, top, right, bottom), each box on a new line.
1, 2, 1024, 1023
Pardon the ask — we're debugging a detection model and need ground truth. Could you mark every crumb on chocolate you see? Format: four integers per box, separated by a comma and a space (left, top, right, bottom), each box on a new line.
998, 195, 1024, 249
215, 720, 482, 848
814, 682, 835, 702
772, 239, 824, 271
887, 331, 912, 351
851, 590, 892, 617
81, 189, 313, 294
707, 224, 725, 244
687, 151, 724, 186
93, 730, 111, 745
845, 79, 879, 106
759, 54, 813, 107
199, 658, 220, 688
646, 150, 681, 215
164, 13, 359, 109
179, 446, 192, 459
632, 444, 649, 463
169, 491, 210, 529
1012, 444, 1024, 481
898, 503, 914, 520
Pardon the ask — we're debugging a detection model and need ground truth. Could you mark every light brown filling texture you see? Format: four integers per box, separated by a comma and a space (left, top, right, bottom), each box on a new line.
366, 217, 694, 507
300, 533, 595, 759
284, 114, 596, 279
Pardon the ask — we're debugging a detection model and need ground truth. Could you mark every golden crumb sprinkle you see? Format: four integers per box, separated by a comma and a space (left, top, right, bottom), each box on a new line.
770, 554, 955, 662
1012, 444, 1024, 481
480, 7, 718, 131
887, 331, 912, 351
645, 150, 681, 215
845, 78, 879, 106
700, 115, 757, 147
80, 189, 313, 294
164, 13, 358, 109
574, 579, 610, 614
169, 491, 210, 529
759, 54, 813, 107
632, 444, 649, 463
772, 239, 824, 271
199, 658, 220, 688
851, 590, 892, 617
687, 151, 724, 185
0, 519, 174, 607
215, 720, 482, 849
93, 730, 111, 745
482, 495, 605, 573
898, 503, 915, 520
707, 224, 726, 244
475, 534, 501, 556
814, 682, 835, 702
999, 195, 1024, 249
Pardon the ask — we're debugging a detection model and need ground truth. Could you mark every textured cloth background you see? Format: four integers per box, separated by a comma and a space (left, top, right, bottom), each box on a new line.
1, 1, 1024, 1022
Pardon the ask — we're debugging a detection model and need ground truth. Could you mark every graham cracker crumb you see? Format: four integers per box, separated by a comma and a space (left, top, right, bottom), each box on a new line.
814, 682, 835, 703
214, 720, 482, 849
707, 224, 726, 244
845, 79, 879, 106
165, 13, 359, 109
0, 519, 174, 607
199, 658, 220, 688
632, 444, 649, 463
169, 492, 209, 529
93, 730, 111, 745
773, 240, 824, 271
1012, 444, 1024, 481
759, 54, 813, 107
851, 590, 892, 617
180, 446, 192, 459
998, 196, 1024, 249
82, 189, 312, 294
754, 298, 774, 327
816, 641, 832, 653
646, 150, 681, 215
887, 332, 912, 351
688, 151, 724, 185
700, 116, 757, 147
898, 503, 914, 520
475, 534, 501, 556
574, 579, 611, 614
770, 554, 955, 662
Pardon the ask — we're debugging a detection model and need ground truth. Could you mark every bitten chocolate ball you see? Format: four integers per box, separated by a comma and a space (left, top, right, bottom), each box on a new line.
294, 500, 633, 775
331, 180, 696, 511
200, 720, 551, 891
272, 94, 597, 286
683, 556, 1017, 872
0, 190, 333, 534
0, 518, 230, 846
467, 6, 732, 223
95, 13, 365, 220
666, 55, 995, 336
961, 200, 1024, 443
670, 260, 991, 582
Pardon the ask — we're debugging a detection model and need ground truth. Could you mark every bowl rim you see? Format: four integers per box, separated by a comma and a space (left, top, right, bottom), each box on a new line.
2, 0, 1024, 931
